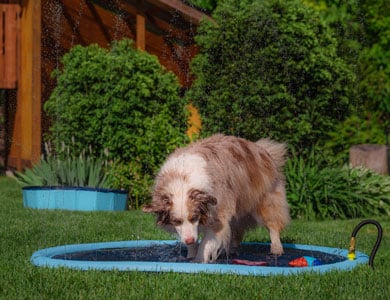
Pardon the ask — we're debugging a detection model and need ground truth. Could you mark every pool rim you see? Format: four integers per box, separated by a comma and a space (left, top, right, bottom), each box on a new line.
30, 240, 369, 276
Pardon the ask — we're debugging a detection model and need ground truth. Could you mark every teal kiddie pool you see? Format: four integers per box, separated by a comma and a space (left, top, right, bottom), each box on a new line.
22, 186, 127, 211
30, 240, 369, 276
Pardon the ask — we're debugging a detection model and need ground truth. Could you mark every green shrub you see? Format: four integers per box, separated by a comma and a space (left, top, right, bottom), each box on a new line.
304, 0, 389, 161
15, 144, 111, 188
106, 161, 152, 209
286, 151, 390, 220
44, 39, 189, 204
187, 0, 218, 11
305, 0, 390, 119
322, 112, 388, 163
187, 0, 355, 153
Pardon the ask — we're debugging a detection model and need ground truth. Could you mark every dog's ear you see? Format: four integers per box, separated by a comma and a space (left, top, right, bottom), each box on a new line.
189, 189, 217, 206
142, 195, 172, 225
142, 202, 160, 213
188, 189, 217, 225
142, 194, 172, 213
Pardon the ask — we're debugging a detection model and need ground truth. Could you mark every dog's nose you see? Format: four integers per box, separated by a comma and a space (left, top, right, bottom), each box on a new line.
184, 237, 195, 245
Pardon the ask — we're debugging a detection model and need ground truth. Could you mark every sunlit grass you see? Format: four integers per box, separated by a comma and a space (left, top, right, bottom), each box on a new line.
1, 176, 389, 299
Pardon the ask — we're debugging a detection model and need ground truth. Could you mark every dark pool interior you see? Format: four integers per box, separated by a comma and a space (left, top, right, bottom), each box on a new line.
52, 243, 346, 266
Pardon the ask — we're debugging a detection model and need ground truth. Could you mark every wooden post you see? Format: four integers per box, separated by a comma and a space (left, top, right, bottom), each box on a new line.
136, 13, 145, 50
8, 0, 41, 170
0, 4, 20, 89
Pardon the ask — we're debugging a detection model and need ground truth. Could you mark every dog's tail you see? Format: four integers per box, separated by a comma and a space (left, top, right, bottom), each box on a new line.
256, 138, 287, 169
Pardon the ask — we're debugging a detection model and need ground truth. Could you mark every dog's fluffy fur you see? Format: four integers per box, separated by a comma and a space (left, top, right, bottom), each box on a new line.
143, 134, 290, 263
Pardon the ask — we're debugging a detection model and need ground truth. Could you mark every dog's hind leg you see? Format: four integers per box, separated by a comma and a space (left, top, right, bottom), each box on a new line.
255, 181, 290, 255
230, 227, 244, 255
230, 216, 255, 255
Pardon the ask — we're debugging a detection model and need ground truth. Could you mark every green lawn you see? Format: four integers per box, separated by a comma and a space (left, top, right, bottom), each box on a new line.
1, 176, 389, 299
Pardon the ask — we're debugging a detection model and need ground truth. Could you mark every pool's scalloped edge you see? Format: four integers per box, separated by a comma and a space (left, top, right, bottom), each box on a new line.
31, 240, 369, 276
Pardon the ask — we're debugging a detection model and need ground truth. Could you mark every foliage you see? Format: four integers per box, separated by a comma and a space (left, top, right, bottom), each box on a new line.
351, 0, 390, 122
15, 144, 111, 188
285, 151, 390, 220
322, 112, 388, 163
305, 0, 390, 127
186, 0, 219, 11
106, 160, 153, 209
187, 0, 355, 153
44, 39, 189, 202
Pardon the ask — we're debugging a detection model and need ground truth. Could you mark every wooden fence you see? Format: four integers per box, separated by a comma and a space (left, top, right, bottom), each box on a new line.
0, 4, 20, 89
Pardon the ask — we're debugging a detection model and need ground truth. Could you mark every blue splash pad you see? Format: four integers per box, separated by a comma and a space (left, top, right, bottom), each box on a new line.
31, 240, 368, 276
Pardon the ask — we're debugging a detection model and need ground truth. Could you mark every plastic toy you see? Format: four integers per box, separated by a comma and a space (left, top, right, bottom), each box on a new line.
232, 259, 269, 266
288, 256, 322, 267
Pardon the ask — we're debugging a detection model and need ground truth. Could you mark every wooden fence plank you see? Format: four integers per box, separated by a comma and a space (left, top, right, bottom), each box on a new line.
8, 0, 41, 170
136, 13, 146, 50
0, 7, 5, 87
0, 4, 20, 89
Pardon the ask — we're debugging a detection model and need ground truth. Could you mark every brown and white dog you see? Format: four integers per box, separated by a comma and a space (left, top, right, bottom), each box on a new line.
143, 134, 290, 263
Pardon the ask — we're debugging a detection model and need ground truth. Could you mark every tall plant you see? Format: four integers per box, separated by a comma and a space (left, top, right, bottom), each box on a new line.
44, 39, 189, 203
305, 0, 389, 160
305, 0, 389, 117
15, 144, 111, 188
187, 0, 355, 153
285, 151, 390, 220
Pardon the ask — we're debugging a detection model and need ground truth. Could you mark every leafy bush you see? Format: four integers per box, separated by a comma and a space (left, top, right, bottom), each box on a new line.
187, 0, 355, 152
306, 0, 389, 118
322, 112, 388, 163
15, 144, 111, 188
187, 0, 218, 11
305, 0, 389, 161
44, 39, 189, 203
286, 151, 390, 220
106, 161, 152, 209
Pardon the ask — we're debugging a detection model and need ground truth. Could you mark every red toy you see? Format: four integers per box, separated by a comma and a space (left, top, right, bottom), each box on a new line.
288, 256, 322, 267
232, 259, 269, 266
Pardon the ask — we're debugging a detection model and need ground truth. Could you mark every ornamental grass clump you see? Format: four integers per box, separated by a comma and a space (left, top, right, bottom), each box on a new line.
15, 143, 111, 188
285, 151, 390, 220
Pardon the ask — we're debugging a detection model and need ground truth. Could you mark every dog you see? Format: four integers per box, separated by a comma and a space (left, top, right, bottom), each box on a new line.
143, 134, 290, 263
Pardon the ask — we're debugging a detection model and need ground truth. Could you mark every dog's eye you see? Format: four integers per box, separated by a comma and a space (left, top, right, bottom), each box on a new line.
161, 195, 170, 204
189, 215, 199, 223
171, 218, 183, 226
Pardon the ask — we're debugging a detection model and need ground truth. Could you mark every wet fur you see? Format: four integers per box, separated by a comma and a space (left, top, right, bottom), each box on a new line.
143, 134, 290, 263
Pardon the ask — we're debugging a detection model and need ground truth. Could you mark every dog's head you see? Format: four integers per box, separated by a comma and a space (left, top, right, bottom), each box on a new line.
143, 188, 217, 245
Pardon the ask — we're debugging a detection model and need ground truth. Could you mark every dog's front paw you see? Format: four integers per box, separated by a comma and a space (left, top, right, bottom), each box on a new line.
270, 242, 284, 256
196, 239, 222, 263
186, 243, 199, 259
194, 252, 217, 263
